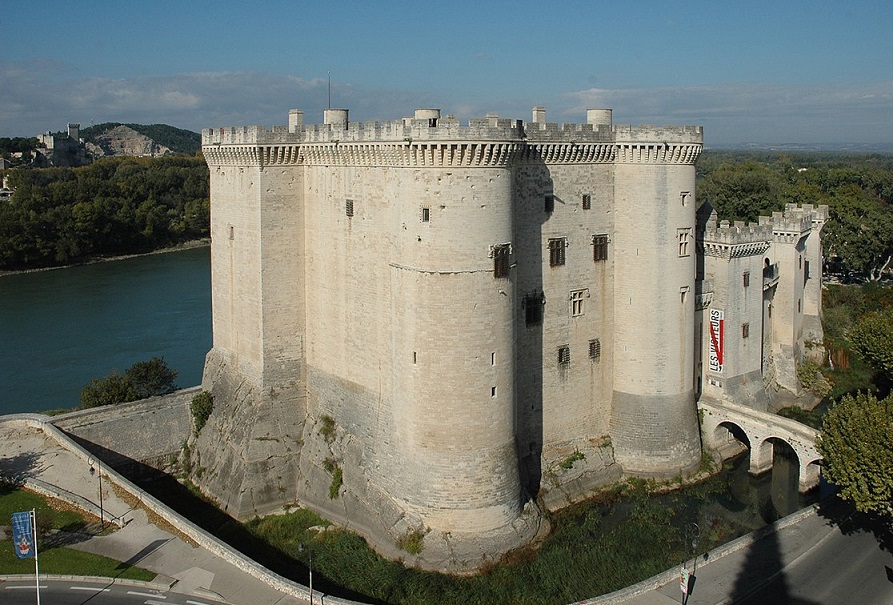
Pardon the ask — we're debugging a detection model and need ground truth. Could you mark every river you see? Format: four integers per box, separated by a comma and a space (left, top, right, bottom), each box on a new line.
0, 246, 211, 414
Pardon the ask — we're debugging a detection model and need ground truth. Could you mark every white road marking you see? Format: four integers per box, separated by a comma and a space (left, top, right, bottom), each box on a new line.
71, 585, 111, 591
187, 600, 213, 605
5, 585, 48, 589
128, 590, 166, 598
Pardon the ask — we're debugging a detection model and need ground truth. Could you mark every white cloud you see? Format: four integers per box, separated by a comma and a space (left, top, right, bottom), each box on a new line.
2, 60, 891, 146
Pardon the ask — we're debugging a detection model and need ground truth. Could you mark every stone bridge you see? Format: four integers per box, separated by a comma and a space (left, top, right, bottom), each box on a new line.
698, 400, 821, 492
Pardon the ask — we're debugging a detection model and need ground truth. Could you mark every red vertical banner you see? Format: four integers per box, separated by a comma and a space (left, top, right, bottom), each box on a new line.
708, 309, 724, 373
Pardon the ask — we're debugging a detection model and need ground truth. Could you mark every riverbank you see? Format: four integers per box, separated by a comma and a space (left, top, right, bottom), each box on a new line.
0, 238, 210, 278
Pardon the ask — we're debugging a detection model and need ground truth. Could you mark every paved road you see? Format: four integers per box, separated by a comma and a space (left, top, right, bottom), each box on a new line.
2, 578, 228, 605
609, 500, 893, 605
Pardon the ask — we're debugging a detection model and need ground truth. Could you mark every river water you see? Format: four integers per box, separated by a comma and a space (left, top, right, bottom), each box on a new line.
0, 246, 211, 414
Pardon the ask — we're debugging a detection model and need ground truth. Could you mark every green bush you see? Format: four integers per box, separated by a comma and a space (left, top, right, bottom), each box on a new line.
190, 391, 214, 435
323, 458, 342, 499
797, 360, 833, 398
560, 450, 585, 469
396, 528, 426, 555
319, 414, 337, 443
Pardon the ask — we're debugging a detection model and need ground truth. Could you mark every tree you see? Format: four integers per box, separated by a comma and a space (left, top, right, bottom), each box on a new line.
848, 309, 893, 379
817, 392, 893, 518
80, 373, 138, 408
125, 357, 178, 398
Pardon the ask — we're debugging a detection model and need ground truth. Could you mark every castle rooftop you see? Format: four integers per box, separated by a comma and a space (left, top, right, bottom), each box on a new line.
202, 107, 703, 147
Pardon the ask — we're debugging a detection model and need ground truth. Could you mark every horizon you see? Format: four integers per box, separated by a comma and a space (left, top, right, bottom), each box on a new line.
1, 1, 891, 148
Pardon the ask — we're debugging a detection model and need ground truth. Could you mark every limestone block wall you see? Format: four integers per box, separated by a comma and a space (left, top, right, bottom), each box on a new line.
610, 149, 702, 476
513, 160, 615, 484
767, 213, 811, 394
301, 158, 522, 537
699, 220, 773, 411
53, 388, 196, 468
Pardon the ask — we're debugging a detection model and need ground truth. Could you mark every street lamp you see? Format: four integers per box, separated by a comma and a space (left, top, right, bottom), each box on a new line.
87, 456, 104, 530
299, 542, 313, 605
686, 522, 701, 574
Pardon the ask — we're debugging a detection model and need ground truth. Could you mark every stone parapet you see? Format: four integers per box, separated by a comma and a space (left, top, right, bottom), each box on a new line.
203, 109, 703, 168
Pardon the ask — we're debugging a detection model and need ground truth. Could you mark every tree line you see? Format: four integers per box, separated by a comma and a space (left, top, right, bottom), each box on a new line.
0, 155, 209, 270
698, 151, 893, 280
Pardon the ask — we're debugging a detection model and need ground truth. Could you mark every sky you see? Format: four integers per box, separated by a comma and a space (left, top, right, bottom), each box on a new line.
1, 1, 892, 147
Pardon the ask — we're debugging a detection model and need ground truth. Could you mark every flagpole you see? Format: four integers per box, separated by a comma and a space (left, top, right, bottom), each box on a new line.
32, 509, 40, 605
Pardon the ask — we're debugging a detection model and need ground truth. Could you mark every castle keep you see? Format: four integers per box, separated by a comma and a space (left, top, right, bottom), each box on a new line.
197, 106, 825, 571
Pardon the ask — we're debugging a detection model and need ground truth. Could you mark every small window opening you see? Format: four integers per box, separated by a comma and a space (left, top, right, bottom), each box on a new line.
524, 292, 545, 327
589, 338, 601, 361
428, 118, 438, 127
558, 345, 570, 366
742, 323, 750, 338
680, 191, 691, 206
548, 237, 566, 267
491, 352, 496, 366
743, 271, 750, 288
570, 289, 587, 317
346, 199, 354, 217
493, 244, 510, 278
228, 225, 234, 240
544, 194, 555, 213
593, 234, 609, 261
413, 351, 417, 364
678, 228, 692, 257
491, 386, 497, 397
421, 207, 430, 222
582, 193, 591, 210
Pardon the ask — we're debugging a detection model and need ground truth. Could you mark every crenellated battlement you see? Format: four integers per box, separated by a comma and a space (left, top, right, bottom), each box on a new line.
202, 107, 703, 167
699, 203, 828, 258
762, 203, 829, 242
700, 217, 773, 259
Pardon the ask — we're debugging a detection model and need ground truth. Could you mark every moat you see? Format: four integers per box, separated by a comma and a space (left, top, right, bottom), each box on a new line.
133, 448, 819, 605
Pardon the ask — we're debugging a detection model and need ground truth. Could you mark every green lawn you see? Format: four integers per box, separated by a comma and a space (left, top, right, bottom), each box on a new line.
0, 483, 155, 581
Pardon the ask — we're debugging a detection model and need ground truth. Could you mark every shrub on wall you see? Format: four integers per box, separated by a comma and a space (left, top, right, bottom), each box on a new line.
190, 391, 214, 435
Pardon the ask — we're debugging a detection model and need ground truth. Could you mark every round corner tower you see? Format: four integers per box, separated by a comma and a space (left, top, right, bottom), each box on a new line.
609, 125, 704, 477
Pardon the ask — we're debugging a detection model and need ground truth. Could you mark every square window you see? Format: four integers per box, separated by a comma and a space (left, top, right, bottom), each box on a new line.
582, 193, 591, 210
346, 199, 354, 217
678, 228, 692, 257
593, 234, 609, 261
544, 194, 555, 213
493, 243, 510, 278
524, 292, 544, 327
589, 338, 601, 361
570, 289, 587, 317
548, 237, 566, 267
558, 345, 570, 366
421, 207, 430, 222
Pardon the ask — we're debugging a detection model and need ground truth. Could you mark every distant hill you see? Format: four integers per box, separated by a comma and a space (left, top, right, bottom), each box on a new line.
80, 123, 201, 155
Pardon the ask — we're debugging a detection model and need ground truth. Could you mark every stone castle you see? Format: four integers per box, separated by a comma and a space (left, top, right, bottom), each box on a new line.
194, 106, 826, 571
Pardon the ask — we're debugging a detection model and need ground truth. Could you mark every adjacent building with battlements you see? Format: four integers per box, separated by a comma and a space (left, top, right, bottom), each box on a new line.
194, 106, 826, 572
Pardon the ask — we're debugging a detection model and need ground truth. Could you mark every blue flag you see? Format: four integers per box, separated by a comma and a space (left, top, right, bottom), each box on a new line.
11, 511, 35, 559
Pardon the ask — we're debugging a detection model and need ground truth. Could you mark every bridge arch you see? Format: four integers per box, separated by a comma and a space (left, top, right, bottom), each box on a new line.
699, 400, 821, 492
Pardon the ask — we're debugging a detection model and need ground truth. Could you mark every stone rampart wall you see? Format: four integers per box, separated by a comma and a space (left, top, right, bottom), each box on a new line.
52, 388, 198, 467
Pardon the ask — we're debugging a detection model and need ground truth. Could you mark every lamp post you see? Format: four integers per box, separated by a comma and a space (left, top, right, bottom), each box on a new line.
299, 542, 313, 605
87, 456, 104, 530
686, 521, 701, 575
